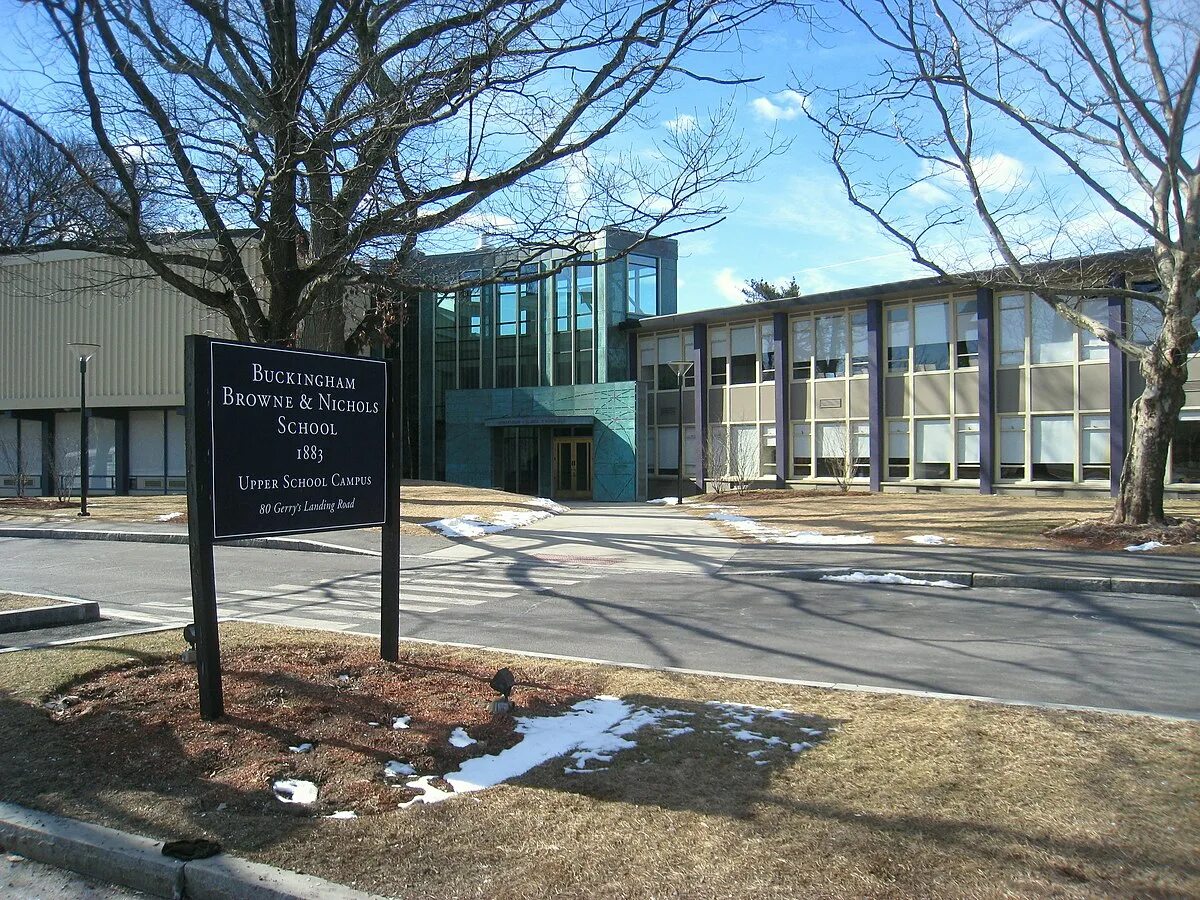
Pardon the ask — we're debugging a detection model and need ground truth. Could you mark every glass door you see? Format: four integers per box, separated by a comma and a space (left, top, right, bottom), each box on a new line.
552, 438, 593, 499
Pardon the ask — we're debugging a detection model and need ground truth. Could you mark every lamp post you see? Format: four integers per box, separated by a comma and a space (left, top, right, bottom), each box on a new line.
667, 359, 694, 505
67, 342, 100, 517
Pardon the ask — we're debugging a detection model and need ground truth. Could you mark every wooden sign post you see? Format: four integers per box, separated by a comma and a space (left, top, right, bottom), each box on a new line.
184, 336, 399, 720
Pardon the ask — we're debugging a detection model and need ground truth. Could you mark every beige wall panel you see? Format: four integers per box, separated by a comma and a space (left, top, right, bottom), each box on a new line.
1078, 364, 1110, 411
912, 374, 951, 416
708, 389, 725, 423
758, 384, 775, 417
1, 250, 236, 410
996, 370, 1024, 413
848, 379, 870, 418
954, 373, 979, 415
885, 376, 908, 417
656, 392, 680, 425
789, 384, 808, 420
813, 381, 845, 420
728, 386, 758, 422
1187, 356, 1200, 385
1030, 366, 1074, 412
1184, 387, 1200, 410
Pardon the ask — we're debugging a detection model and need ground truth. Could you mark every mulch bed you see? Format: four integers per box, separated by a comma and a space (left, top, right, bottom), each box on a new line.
1044, 516, 1200, 549
34, 645, 590, 817
0, 498, 75, 510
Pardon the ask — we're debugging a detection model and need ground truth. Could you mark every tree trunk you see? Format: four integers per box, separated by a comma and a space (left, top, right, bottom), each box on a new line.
297, 281, 347, 352
1112, 351, 1188, 525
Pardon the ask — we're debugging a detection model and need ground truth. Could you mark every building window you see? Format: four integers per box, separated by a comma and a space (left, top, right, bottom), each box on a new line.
710, 328, 728, 386
851, 421, 870, 477
518, 264, 540, 386
956, 419, 980, 480
495, 282, 518, 388
1130, 296, 1162, 345
639, 340, 655, 383
913, 301, 950, 371
792, 422, 812, 477
761, 425, 777, 475
1080, 298, 1109, 361
1031, 298, 1074, 364
657, 333, 682, 390
1172, 414, 1200, 483
730, 325, 757, 384
815, 313, 846, 378
792, 317, 813, 379
914, 419, 952, 479
1082, 414, 1110, 480
457, 281, 482, 389
658, 425, 680, 476
683, 332, 696, 388
761, 322, 776, 382
628, 254, 658, 317
999, 293, 1026, 366
576, 259, 594, 331
887, 420, 910, 478
1031, 415, 1074, 481
554, 268, 571, 334
955, 299, 978, 367
999, 417, 1025, 479
816, 422, 846, 478
887, 307, 910, 373
684, 425, 698, 476
851, 311, 868, 375
731, 424, 759, 480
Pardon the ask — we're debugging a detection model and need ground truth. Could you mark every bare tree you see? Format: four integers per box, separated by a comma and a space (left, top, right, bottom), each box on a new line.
799, 0, 1198, 525
3, 0, 785, 353
816, 422, 865, 493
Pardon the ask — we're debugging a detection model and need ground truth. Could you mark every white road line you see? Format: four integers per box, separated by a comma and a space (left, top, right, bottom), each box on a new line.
103, 608, 185, 623
395, 580, 514, 598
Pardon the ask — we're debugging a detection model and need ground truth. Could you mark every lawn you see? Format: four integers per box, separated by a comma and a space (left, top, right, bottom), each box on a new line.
0, 624, 1195, 898
689, 489, 1200, 553
0, 480, 561, 537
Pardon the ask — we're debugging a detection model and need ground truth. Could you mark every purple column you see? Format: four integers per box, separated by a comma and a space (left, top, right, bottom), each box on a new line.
867, 298, 884, 491
692, 322, 708, 491
976, 287, 995, 494
773, 312, 789, 486
1108, 275, 1127, 498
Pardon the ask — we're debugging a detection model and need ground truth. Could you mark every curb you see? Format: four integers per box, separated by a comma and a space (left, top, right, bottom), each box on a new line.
735, 567, 1200, 598
0, 801, 382, 900
0, 591, 99, 633
0, 526, 379, 557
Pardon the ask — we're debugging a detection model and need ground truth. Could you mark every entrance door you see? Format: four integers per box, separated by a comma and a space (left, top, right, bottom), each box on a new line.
553, 438, 593, 499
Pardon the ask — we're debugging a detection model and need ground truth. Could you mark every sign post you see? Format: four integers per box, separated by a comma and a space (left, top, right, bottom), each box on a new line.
184, 335, 396, 720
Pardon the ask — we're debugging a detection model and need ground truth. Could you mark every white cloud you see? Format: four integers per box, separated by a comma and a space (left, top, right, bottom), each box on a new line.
663, 113, 697, 133
749, 90, 808, 122
919, 153, 1027, 196
714, 267, 745, 304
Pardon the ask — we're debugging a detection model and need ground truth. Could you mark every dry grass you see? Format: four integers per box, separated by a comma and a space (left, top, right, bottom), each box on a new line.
691, 489, 1200, 554
0, 481, 556, 536
0, 593, 65, 613
0, 624, 1195, 899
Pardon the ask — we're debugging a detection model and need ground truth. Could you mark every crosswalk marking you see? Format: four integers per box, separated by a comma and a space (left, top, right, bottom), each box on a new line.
138, 560, 604, 632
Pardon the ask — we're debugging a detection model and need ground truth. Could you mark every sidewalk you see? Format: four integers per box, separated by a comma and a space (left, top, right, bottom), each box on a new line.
3, 504, 1196, 596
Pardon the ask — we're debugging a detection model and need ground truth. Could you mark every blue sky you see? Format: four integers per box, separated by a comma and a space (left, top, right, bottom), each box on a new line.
0, 3, 935, 314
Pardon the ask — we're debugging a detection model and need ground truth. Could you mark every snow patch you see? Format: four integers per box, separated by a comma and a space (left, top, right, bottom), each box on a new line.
154, 512, 184, 522
324, 811, 357, 820
402, 697, 688, 807
287, 742, 313, 754
448, 727, 477, 748
424, 509, 554, 538
1125, 541, 1166, 552
385, 760, 416, 778
906, 534, 950, 545
821, 571, 966, 589
392, 716, 411, 730
647, 497, 680, 505
272, 778, 318, 805
527, 497, 570, 514
706, 510, 874, 545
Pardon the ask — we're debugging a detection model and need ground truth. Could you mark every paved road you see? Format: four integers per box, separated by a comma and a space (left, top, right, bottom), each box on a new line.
1, 852, 149, 899
2, 536, 1197, 718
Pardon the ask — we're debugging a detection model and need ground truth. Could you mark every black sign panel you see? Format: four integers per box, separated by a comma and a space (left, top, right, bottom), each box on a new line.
206, 339, 387, 540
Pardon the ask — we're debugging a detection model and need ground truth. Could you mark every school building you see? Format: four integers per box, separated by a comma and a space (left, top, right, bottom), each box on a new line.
1, 235, 1198, 501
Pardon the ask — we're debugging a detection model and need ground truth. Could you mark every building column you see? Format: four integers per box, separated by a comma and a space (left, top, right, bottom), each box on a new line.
692, 322, 708, 491
40, 416, 54, 498
772, 312, 789, 486
866, 298, 884, 491
1108, 274, 1128, 498
977, 287, 996, 494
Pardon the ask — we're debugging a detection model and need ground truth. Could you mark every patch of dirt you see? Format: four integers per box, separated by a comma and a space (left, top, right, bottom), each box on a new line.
0, 593, 66, 612
41, 644, 590, 817
1044, 516, 1200, 550
0, 497, 75, 510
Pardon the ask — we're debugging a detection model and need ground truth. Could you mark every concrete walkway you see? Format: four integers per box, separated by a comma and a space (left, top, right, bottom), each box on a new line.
414, 501, 741, 575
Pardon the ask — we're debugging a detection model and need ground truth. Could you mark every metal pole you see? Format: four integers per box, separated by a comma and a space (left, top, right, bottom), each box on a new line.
676, 374, 684, 504
79, 356, 90, 517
